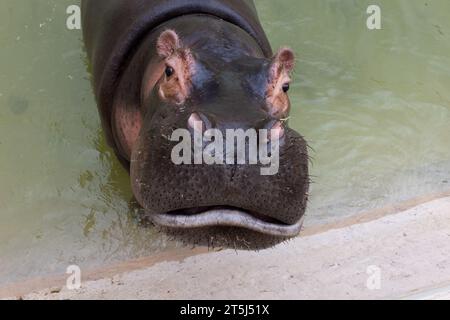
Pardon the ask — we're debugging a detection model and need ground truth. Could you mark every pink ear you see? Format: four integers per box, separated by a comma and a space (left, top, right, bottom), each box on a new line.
157, 29, 181, 58
273, 47, 296, 74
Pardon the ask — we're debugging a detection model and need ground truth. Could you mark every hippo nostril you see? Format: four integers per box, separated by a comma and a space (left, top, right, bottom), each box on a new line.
262, 120, 285, 143
188, 112, 212, 133
188, 113, 203, 133
269, 121, 285, 141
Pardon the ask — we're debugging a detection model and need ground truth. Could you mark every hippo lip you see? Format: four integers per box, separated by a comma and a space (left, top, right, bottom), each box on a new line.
147, 206, 304, 237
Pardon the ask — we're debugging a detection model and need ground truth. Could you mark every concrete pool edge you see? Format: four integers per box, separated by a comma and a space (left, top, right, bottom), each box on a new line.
301, 189, 450, 236
0, 247, 212, 299
2, 189, 450, 300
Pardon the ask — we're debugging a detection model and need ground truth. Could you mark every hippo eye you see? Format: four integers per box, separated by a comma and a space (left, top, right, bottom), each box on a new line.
165, 66, 174, 78
282, 83, 290, 93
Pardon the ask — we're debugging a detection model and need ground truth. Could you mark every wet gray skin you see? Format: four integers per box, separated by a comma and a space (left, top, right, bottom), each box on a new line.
82, 2, 309, 249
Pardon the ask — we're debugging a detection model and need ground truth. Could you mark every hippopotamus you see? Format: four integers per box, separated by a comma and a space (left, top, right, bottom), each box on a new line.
81, 0, 309, 248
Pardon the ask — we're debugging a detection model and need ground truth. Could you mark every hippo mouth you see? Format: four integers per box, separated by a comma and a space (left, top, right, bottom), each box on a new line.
148, 206, 304, 237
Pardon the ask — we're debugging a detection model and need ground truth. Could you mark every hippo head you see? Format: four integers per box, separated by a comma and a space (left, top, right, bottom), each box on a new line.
118, 25, 309, 248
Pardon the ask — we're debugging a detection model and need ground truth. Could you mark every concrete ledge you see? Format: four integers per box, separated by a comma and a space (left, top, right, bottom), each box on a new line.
3, 195, 450, 300
401, 283, 450, 300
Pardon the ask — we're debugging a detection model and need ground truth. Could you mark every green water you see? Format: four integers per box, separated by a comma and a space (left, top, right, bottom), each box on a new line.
0, 0, 449, 285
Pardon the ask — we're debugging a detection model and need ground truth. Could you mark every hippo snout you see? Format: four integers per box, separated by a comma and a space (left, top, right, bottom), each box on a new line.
131, 106, 309, 238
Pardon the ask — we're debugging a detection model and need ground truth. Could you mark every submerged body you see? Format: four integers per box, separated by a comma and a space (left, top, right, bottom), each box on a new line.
82, 0, 309, 248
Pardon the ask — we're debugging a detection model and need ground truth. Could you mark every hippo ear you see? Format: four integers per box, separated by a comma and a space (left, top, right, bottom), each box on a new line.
271, 47, 295, 78
157, 29, 182, 58
266, 48, 296, 118
156, 30, 195, 105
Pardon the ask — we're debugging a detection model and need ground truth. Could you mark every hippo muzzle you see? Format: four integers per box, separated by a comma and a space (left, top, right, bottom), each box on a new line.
131, 112, 309, 238
82, 0, 309, 247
